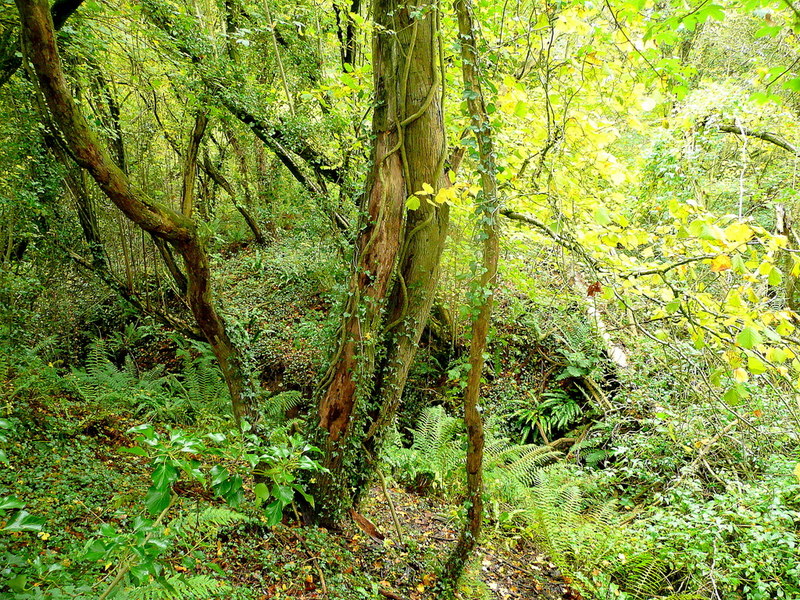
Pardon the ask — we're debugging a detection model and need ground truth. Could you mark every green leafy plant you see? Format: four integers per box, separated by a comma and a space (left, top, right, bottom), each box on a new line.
512, 387, 583, 443
0, 496, 44, 533
250, 433, 325, 525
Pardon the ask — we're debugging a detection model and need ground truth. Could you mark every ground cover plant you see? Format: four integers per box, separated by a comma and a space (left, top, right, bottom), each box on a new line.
3, 0, 800, 597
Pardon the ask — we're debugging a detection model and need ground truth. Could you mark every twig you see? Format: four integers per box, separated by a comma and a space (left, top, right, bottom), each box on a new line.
313, 557, 328, 596
377, 469, 403, 544
97, 496, 176, 600
379, 589, 409, 600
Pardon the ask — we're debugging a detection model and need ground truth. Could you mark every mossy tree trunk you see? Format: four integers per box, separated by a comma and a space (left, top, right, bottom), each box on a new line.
312, 0, 449, 523
16, 0, 258, 427
442, 0, 500, 588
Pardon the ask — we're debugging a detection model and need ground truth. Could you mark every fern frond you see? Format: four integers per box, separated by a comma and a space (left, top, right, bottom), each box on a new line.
125, 574, 230, 600
263, 390, 305, 419
169, 506, 251, 539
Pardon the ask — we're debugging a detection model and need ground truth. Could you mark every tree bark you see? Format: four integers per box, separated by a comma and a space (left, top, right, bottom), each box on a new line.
311, 0, 449, 523
16, 0, 258, 427
181, 111, 208, 218
441, 0, 499, 587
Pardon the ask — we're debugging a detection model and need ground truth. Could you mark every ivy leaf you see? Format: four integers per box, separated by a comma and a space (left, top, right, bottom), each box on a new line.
0, 496, 25, 511
264, 499, 284, 526
119, 446, 147, 456
3, 510, 44, 532
151, 463, 178, 489
272, 484, 294, 507
291, 484, 315, 508
144, 488, 171, 515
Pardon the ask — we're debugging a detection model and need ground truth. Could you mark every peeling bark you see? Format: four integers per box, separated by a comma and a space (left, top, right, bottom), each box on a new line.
312, 0, 449, 523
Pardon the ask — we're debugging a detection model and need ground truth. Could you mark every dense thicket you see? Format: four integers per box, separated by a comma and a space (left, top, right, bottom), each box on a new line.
1, 0, 800, 598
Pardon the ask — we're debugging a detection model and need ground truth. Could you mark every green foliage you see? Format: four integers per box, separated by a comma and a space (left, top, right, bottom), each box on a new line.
125, 574, 231, 600
249, 433, 326, 525
637, 462, 800, 600
70, 336, 231, 424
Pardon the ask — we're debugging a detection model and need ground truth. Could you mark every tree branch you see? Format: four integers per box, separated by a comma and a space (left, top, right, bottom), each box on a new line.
714, 122, 800, 156
0, 0, 83, 86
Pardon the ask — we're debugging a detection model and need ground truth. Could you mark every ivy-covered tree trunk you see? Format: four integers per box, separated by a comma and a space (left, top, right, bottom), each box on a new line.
16, 0, 258, 427
312, 0, 449, 522
442, 0, 499, 587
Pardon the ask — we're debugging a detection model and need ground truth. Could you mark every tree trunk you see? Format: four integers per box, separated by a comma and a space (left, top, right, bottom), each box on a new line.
311, 0, 449, 523
181, 111, 208, 218
16, 0, 258, 427
442, 0, 500, 587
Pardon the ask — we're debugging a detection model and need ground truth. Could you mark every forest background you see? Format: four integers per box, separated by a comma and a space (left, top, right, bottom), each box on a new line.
1, 0, 799, 598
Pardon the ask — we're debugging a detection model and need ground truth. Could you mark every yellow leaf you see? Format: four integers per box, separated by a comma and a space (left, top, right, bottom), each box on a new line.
794, 463, 800, 484
767, 347, 788, 363
725, 222, 754, 244
418, 182, 434, 196
710, 255, 732, 272
747, 355, 767, 374
733, 368, 749, 383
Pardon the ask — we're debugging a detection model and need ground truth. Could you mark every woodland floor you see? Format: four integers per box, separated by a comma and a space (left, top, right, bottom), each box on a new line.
2, 391, 579, 600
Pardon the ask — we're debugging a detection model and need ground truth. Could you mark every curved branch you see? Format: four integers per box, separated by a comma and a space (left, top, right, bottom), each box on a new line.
713, 122, 800, 156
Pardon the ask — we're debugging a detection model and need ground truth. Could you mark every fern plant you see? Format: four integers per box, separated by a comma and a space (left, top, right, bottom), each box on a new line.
71, 339, 173, 411
390, 406, 557, 506
512, 387, 584, 443
390, 405, 465, 494
70, 337, 235, 424
521, 466, 694, 600
123, 574, 230, 600
168, 506, 251, 543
